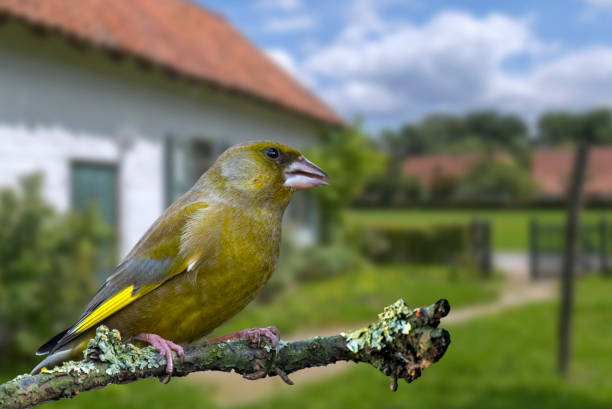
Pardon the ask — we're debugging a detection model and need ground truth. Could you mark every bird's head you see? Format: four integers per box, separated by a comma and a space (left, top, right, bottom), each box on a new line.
204, 141, 329, 207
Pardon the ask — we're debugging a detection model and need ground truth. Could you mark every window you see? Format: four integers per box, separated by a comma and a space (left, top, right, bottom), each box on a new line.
165, 137, 220, 205
71, 161, 118, 280
71, 162, 118, 227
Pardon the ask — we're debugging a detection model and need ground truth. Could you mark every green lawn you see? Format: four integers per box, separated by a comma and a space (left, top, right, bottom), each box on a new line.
235, 276, 612, 409
345, 208, 612, 251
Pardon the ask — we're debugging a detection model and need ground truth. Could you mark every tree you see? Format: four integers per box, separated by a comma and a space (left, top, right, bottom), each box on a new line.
463, 111, 531, 165
537, 112, 587, 147
381, 110, 530, 166
458, 159, 536, 202
0, 174, 112, 373
306, 120, 385, 242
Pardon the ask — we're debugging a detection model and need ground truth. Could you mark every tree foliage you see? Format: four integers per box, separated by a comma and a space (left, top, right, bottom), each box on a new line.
0, 174, 113, 372
306, 121, 385, 241
538, 108, 612, 146
382, 110, 530, 164
458, 159, 537, 201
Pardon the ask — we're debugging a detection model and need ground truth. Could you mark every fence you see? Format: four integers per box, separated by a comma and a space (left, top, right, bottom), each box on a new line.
529, 218, 612, 279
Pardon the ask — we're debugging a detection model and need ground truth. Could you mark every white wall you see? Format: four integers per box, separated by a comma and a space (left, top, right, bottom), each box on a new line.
0, 46, 319, 150
0, 124, 164, 255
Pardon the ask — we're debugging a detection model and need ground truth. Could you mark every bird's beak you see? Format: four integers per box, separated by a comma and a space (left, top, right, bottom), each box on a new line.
284, 156, 330, 190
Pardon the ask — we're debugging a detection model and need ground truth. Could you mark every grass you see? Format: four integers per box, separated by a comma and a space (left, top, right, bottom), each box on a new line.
345, 208, 612, 251
233, 275, 612, 409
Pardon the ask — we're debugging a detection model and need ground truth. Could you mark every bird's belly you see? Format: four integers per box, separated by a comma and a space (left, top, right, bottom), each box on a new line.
105, 254, 274, 344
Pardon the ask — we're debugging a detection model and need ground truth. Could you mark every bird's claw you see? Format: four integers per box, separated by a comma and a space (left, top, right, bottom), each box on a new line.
207, 326, 290, 384
134, 333, 184, 381
240, 326, 281, 353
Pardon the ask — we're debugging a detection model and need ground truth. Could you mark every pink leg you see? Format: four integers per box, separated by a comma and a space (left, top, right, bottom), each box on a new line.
135, 333, 184, 376
208, 326, 281, 351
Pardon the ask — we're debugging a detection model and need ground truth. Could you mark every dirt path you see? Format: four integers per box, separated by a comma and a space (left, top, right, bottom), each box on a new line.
180, 254, 557, 406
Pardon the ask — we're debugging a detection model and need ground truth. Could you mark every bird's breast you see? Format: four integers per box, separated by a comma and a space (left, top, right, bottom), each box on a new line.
172, 207, 282, 339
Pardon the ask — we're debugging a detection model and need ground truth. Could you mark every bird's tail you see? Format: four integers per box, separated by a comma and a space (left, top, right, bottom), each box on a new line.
30, 348, 74, 374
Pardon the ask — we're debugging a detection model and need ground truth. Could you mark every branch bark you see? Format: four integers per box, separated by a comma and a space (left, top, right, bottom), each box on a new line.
0, 299, 451, 409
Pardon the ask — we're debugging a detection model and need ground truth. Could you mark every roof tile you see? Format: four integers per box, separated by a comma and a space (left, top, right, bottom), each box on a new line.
0, 0, 342, 125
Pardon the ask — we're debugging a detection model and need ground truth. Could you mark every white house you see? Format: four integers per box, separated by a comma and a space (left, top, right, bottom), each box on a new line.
0, 0, 342, 256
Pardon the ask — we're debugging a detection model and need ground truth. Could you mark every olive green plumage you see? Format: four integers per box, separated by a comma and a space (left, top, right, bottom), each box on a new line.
32, 141, 328, 373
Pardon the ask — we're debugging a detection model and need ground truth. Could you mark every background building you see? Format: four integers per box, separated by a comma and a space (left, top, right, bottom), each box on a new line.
0, 0, 341, 255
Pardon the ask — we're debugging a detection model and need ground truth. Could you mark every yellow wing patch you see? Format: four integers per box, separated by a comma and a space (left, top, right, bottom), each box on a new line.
74, 285, 151, 334
72, 257, 199, 335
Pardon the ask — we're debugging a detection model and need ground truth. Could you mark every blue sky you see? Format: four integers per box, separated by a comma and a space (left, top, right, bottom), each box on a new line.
198, 0, 612, 131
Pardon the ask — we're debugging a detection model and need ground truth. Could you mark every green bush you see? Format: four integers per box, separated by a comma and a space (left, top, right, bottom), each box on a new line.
430, 174, 460, 201
458, 158, 536, 201
0, 174, 113, 372
358, 173, 423, 206
292, 241, 363, 282
355, 224, 473, 265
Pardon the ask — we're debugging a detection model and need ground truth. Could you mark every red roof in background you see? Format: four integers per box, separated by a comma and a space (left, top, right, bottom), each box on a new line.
0, 0, 342, 125
533, 147, 612, 197
402, 152, 512, 186
532, 149, 573, 196
403, 147, 612, 197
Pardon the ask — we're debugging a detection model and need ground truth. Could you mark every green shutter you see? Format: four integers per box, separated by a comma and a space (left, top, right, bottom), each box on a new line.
71, 162, 118, 281
71, 162, 118, 226
165, 137, 194, 206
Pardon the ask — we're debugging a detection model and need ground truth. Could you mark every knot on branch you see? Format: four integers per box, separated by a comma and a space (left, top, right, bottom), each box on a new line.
342, 299, 451, 391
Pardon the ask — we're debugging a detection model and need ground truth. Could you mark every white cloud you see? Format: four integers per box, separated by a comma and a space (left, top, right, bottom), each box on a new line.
262, 15, 315, 32
265, 48, 316, 87
266, 48, 298, 74
491, 47, 612, 117
322, 81, 403, 114
303, 9, 539, 118
258, 1, 612, 127
583, 0, 612, 9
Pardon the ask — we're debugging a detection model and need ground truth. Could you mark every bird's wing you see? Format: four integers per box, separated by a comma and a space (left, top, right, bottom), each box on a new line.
38, 201, 210, 355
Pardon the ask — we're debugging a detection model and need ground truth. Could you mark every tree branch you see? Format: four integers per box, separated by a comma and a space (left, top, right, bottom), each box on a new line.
0, 299, 451, 409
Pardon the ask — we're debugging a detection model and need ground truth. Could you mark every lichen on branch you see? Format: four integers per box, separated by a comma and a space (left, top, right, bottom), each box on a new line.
0, 298, 451, 409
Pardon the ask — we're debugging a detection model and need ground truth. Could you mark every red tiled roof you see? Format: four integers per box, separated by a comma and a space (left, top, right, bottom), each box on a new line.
533, 147, 612, 197
402, 152, 513, 186
403, 147, 612, 197
0, 0, 342, 125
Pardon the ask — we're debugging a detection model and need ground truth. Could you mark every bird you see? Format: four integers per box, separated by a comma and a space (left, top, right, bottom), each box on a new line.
32, 141, 329, 376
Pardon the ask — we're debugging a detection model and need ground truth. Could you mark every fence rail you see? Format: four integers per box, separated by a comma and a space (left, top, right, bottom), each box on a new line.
529, 218, 612, 279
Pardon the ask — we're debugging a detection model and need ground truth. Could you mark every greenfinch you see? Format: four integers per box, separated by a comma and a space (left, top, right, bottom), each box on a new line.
32, 141, 329, 375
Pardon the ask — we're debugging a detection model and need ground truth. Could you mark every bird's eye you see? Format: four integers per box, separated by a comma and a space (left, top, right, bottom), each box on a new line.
265, 147, 280, 159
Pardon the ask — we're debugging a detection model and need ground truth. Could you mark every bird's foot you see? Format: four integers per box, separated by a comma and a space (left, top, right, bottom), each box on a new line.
207, 326, 288, 383
208, 326, 281, 351
134, 333, 184, 382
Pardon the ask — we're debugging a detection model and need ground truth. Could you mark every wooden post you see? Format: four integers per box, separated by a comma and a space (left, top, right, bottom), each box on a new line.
558, 142, 590, 376
482, 221, 492, 279
529, 218, 539, 280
